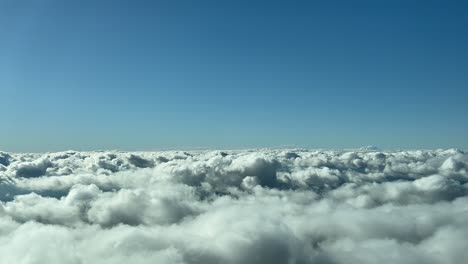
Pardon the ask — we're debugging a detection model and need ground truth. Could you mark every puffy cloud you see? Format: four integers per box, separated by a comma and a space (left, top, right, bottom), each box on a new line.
0, 149, 467, 263
13, 157, 53, 178
0, 152, 11, 167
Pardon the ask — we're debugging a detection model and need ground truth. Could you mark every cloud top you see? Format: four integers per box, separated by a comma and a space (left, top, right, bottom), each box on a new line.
0, 149, 467, 263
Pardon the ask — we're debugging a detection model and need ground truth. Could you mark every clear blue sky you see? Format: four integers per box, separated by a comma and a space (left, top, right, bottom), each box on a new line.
1, 0, 467, 152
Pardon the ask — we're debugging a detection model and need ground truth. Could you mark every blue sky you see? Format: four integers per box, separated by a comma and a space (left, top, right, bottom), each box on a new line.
1, 0, 467, 151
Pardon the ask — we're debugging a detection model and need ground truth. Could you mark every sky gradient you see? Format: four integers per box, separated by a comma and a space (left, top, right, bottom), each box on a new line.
1, 0, 467, 152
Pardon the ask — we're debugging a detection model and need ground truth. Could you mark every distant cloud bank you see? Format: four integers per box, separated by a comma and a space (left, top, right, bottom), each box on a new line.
1, 149, 467, 263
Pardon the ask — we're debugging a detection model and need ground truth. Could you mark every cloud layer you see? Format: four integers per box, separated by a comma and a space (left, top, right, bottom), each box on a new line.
1, 148, 467, 263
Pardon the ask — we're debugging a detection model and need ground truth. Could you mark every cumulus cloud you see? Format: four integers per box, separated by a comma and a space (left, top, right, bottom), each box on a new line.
0, 148, 467, 263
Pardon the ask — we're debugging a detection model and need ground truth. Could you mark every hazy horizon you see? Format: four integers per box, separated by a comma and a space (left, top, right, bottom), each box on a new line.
2, 145, 467, 154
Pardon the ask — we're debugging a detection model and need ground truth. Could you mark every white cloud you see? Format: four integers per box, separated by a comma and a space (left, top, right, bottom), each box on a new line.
0, 149, 467, 263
